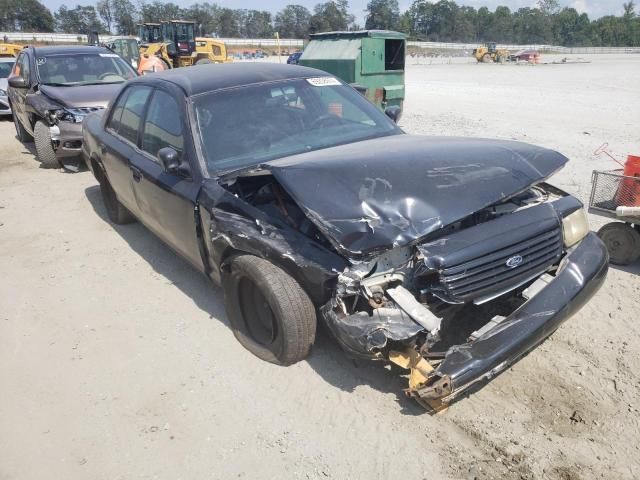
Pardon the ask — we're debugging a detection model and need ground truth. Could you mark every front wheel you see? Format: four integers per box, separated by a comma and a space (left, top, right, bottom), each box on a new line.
597, 222, 640, 265
223, 255, 316, 366
13, 114, 33, 143
34, 120, 60, 168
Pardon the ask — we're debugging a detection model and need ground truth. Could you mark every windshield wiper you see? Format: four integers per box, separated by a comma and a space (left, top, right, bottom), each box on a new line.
78, 81, 124, 86
41, 82, 76, 87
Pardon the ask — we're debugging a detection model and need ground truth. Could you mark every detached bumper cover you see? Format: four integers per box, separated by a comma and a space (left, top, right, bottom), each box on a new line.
413, 232, 609, 404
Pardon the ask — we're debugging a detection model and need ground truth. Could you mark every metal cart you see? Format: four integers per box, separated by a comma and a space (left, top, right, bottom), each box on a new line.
589, 169, 640, 265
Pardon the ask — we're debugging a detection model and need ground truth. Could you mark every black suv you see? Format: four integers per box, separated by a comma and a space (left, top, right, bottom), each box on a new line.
8, 45, 136, 169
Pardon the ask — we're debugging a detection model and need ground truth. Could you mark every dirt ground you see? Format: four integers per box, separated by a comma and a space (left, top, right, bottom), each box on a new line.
1, 54, 639, 480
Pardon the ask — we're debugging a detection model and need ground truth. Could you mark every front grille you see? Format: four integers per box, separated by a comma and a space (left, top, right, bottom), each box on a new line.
437, 226, 563, 303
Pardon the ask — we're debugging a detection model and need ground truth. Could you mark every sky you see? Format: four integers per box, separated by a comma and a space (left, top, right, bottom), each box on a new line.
39, 0, 626, 26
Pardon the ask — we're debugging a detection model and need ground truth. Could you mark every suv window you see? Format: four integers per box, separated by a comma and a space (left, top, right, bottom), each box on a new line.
141, 89, 183, 159
13, 53, 30, 82
117, 86, 152, 145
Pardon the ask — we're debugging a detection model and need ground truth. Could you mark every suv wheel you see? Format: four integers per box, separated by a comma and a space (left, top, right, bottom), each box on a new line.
13, 115, 33, 143
223, 255, 316, 366
34, 121, 60, 169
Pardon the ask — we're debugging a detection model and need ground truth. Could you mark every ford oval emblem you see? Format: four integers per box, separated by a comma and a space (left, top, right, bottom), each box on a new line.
506, 255, 524, 268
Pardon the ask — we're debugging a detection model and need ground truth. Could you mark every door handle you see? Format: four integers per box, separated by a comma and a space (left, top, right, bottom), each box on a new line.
99, 143, 107, 154
131, 166, 142, 182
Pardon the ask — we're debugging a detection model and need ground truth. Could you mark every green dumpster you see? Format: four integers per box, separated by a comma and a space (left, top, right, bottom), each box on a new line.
298, 30, 406, 112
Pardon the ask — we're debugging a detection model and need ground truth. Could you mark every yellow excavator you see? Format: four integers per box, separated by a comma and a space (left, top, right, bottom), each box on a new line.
137, 21, 229, 74
0, 43, 24, 58
473, 42, 509, 63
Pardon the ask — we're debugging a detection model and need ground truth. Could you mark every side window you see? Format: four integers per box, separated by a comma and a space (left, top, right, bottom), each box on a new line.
141, 89, 184, 159
118, 86, 152, 145
107, 89, 129, 133
13, 53, 30, 82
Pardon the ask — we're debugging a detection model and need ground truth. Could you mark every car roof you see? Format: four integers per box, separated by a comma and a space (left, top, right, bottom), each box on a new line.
133, 62, 332, 97
24, 45, 113, 56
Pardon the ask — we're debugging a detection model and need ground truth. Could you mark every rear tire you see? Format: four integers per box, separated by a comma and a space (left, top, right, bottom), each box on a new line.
597, 222, 640, 265
223, 255, 316, 366
34, 120, 60, 169
98, 170, 136, 225
13, 115, 33, 143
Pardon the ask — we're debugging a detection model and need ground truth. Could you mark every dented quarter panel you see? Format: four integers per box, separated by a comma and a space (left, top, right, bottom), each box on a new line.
265, 135, 568, 259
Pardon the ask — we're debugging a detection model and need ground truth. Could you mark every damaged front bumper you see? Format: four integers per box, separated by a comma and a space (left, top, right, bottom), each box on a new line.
50, 121, 84, 158
408, 232, 608, 406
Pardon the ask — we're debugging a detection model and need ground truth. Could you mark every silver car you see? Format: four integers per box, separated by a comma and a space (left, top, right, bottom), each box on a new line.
0, 57, 15, 115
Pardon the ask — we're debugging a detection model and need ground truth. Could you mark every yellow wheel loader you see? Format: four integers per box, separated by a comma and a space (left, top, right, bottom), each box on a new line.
472, 42, 509, 63
0, 43, 23, 58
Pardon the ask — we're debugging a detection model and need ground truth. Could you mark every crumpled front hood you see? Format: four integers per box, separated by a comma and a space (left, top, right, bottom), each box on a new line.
38, 83, 123, 109
265, 135, 567, 258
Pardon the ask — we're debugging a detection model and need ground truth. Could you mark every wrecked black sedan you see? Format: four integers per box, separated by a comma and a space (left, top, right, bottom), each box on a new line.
82, 63, 608, 409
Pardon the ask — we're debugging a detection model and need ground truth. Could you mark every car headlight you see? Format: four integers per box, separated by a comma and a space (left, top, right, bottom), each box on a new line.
562, 208, 589, 247
54, 109, 85, 123
0, 89, 6, 96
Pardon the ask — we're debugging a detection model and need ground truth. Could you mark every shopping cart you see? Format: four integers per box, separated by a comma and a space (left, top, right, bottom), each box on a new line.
589, 169, 640, 265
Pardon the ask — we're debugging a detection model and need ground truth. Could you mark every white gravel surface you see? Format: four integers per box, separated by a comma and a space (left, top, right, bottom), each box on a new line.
1, 54, 639, 480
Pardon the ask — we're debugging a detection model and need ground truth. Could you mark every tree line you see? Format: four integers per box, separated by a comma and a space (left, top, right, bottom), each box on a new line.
1, 0, 638, 47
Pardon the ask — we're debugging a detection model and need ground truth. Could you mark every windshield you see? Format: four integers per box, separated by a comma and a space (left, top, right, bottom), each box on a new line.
194, 77, 400, 174
36, 53, 137, 86
0, 61, 14, 79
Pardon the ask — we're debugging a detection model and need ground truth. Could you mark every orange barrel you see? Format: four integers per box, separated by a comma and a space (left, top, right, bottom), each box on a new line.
616, 155, 640, 207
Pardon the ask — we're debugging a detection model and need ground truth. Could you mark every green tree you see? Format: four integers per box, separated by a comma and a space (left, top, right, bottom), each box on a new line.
365, 0, 400, 30
112, 0, 136, 35
309, 0, 354, 33
274, 4, 311, 38
185, 2, 220, 36
0, 0, 55, 32
217, 8, 240, 37
97, 0, 114, 33
243, 10, 273, 37
55, 5, 104, 34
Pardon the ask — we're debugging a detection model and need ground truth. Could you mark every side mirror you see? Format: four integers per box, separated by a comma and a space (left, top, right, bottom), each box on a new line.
158, 147, 186, 175
384, 105, 402, 124
8, 76, 27, 89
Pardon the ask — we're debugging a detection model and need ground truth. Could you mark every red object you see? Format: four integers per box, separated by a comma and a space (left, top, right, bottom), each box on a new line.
617, 155, 640, 207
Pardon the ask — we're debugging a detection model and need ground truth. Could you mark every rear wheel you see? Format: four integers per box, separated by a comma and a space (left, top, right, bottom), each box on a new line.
13, 114, 33, 143
597, 222, 640, 265
223, 255, 316, 366
33, 120, 60, 169
97, 170, 136, 225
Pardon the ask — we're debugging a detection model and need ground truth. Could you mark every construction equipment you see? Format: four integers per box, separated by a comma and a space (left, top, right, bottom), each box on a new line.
195, 37, 230, 64
298, 30, 406, 112
472, 42, 509, 63
138, 20, 229, 73
589, 154, 640, 265
0, 43, 23, 58
107, 37, 141, 70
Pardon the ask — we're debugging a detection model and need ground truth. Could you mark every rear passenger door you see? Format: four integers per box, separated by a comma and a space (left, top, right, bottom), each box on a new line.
101, 85, 152, 215
129, 87, 204, 271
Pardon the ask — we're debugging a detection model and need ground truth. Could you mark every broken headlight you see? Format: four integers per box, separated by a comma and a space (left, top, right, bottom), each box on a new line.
50, 109, 84, 124
562, 208, 589, 247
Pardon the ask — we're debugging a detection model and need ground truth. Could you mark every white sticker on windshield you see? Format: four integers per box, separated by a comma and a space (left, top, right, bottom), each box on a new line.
36, 57, 46, 65
306, 77, 341, 87
99, 53, 119, 58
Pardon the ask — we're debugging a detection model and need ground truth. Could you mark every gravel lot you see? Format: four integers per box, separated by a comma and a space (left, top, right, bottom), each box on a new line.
1, 54, 639, 480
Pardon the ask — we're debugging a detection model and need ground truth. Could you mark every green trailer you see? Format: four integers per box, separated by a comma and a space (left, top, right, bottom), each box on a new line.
298, 30, 406, 112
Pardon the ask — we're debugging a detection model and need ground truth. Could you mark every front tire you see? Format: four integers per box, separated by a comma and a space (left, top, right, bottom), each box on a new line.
13, 115, 33, 143
597, 222, 640, 265
223, 255, 316, 366
98, 171, 136, 225
34, 121, 60, 169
